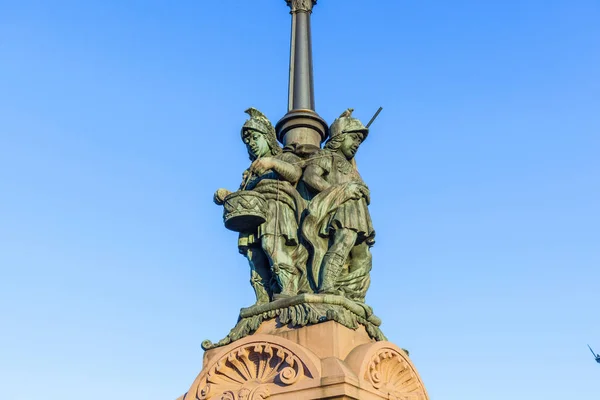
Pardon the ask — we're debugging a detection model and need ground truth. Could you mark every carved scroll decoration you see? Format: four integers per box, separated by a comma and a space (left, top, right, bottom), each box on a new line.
285, 0, 316, 13
196, 343, 308, 400
367, 349, 426, 400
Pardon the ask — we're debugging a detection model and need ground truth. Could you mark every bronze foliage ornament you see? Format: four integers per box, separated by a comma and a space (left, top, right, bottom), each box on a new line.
285, 0, 317, 13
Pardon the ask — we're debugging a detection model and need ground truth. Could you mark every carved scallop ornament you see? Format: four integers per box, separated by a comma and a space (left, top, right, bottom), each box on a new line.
366, 349, 427, 400
195, 342, 313, 400
345, 342, 429, 400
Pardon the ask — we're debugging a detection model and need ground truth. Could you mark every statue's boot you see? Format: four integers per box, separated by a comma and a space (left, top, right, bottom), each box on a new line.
250, 271, 271, 305
273, 263, 298, 299
318, 252, 346, 295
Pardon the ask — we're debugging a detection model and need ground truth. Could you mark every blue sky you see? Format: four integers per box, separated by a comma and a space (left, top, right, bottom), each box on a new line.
1, 0, 599, 399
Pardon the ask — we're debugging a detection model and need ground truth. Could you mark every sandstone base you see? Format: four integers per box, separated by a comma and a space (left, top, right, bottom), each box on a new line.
178, 320, 428, 400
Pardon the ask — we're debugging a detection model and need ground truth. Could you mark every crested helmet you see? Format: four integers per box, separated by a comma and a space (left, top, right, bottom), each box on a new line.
328, 108, 369, 142
241, 107, 281, 158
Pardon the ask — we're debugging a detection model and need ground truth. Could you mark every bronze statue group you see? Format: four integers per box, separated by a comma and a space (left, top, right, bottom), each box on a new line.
214, 108, 375, 306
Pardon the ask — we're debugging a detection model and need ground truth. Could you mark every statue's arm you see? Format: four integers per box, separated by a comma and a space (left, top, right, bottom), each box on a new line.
303, 164, 330, 193
270, 159, 302, 184
239, 169, 251, 189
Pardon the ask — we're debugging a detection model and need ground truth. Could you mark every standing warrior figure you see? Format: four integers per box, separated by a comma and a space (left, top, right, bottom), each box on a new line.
301, 109, 375, 301
214, 108, 309, 304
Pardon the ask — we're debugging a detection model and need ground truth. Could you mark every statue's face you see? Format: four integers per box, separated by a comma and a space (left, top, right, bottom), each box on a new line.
340, 132, 363, 159
243, 129, 270, 159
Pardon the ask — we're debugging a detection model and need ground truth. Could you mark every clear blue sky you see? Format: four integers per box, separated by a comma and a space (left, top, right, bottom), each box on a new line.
1, 1, 599, 399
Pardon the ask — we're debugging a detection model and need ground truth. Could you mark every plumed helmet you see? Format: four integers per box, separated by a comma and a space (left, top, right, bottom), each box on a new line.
328, 108, 369, 141
241, 107, 281, 158
242, 107, 276, 137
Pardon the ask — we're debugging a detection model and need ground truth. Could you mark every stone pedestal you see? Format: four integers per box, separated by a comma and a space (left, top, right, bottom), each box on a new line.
178, 321, 429, 400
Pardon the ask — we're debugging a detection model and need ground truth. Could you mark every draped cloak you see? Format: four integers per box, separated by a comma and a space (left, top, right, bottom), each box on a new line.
301, 151, 375, 287
237, 152, 306, 250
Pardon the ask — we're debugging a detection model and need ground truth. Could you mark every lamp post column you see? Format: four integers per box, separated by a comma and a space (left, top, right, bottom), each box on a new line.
276, 0, 328, 150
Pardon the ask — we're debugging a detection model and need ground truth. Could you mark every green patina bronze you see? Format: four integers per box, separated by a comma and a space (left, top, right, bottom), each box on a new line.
208, 108, 383, 350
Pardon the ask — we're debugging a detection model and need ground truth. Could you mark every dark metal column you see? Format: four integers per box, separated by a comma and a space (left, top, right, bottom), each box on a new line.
276, 0, 328, 150
288, 5, 314, 110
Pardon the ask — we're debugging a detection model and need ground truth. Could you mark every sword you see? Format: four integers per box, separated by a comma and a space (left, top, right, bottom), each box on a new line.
366, 106, 383, 129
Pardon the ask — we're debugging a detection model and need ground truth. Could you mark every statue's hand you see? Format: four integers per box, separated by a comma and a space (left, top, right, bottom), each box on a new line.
250, 157, 274, 176
361, 186, 371, 204
213, 188, 232, 205
347, 182, 369, 202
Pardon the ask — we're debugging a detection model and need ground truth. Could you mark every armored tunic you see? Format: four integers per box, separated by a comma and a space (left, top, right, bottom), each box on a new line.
308, 150, 374, 243
239, 152, 305, 249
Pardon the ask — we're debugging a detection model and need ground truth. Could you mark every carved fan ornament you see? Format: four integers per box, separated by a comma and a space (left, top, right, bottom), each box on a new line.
196, 343, 309, 400
367, 349, 426, 400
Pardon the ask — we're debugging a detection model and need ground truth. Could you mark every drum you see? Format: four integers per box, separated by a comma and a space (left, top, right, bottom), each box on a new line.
222, 190, 268, 232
